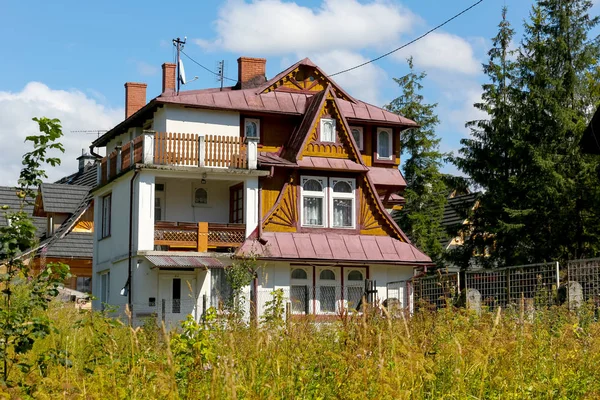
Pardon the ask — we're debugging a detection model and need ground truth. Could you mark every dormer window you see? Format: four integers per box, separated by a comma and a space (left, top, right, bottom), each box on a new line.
244, 118, 260, 139
330, 179, 355, 228
320, 118, 336, 142
376, 128, 393, 160
350, 127, 363, 150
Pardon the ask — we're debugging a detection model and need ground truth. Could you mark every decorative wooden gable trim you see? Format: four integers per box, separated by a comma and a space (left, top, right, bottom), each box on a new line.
300, 90, 363, 163
259, 62, 354, 102
358, 174, 410, 242
262, 174, 298, 233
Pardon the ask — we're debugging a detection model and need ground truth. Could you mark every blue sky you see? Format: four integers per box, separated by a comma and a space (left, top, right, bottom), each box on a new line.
0, 0, 597, 184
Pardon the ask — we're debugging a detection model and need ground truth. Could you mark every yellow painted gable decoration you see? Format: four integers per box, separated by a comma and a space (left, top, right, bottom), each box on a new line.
263, 65, 352, 101
300, 94, 362, 162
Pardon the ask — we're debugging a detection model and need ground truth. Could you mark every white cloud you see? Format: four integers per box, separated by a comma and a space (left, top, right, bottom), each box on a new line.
136, 61, 159, 76
309, 50, 387, 105
0, 82, 122, 186
395, 32, 481, 75
195, 0, 415, 55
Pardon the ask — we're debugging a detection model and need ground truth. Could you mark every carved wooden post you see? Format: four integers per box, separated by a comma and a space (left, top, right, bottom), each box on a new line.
197, 222, 209, 252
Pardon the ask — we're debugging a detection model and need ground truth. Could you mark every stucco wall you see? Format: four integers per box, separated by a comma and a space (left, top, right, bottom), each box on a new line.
154, 105, 240, 136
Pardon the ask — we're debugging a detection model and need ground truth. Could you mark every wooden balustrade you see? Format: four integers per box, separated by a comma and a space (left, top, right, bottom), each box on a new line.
154, 221, 246, 251
154, 132, 199, 166
205, 135, 247, 168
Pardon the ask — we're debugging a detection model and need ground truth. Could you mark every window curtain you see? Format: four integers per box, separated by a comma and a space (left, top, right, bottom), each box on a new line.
303, 197, 323, 226
333, 199, 352, 227
378, 130, 390, 158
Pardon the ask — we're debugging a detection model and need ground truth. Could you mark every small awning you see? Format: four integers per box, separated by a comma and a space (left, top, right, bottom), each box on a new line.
145, 255, 225, 268
367, 167, 406, 188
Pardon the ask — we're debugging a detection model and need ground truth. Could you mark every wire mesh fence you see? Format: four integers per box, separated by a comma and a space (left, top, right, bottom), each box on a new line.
412, 272, 460, 310
566, 258, 600, 308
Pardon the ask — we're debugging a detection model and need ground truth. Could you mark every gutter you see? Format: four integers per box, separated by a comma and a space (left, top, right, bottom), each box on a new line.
127, 170, 140, 312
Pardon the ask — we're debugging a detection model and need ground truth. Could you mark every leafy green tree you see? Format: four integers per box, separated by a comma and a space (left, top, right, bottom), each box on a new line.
0, 117, 70, 384
386, 57, 447, 262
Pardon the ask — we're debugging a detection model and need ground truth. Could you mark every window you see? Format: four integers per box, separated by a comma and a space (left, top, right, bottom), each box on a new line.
211, 268, 232, 309
291, 268, 309, 313
330, 179, 355, 228
350, 127, 363, 150
301, 176, 326, 227
348, 270, 363, 281
229, 183, 244, 224
155, 185, 165, 222
291, 268, 308, 280
76, 277, 92, 293
347, 270, 364, 310
172, 278, 181, 313
244, 118, 260, 139
193, 187, 208, 206
301, 176, 356, 229
376, 128, 393, 160
320, 118, 336, 142
101, 194, 111, 238
319, 269, 336, 312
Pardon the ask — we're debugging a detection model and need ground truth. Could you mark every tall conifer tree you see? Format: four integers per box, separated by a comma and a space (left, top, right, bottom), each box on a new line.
386, 57, 447, 262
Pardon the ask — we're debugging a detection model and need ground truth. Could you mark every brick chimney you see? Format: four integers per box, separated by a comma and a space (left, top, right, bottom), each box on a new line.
162, 62, 176, 93
237, 57, 267, 89
124, 82, 147, 119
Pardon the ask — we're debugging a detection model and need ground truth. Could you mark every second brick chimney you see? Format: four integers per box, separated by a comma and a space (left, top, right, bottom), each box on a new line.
162, 62, 176, 93
237, 57, 267, 89
124, 82, 147, 119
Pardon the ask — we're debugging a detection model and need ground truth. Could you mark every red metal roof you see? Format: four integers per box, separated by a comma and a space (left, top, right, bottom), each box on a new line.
145, 255, 225, 268
297, 157, 368, 172
367, 167, 407, 188
237, 232, 432, 265
156, 88, 415, 126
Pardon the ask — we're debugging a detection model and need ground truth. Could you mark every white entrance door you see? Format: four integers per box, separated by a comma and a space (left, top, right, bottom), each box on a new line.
159, 274, 197, 329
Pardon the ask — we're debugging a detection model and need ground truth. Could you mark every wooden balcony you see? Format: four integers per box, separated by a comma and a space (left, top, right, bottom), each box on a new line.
99, 132, 258, 185
154, 221, 246, 252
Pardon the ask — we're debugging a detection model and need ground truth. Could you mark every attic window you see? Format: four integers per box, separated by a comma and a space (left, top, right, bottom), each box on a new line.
244, 118, 260, 139
350, 127, 363, 150
320, 118, 336, 142
376, 128, 393, 160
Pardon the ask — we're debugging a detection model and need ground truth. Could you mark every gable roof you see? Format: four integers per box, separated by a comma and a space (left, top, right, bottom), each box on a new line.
55, 165, 97, 187
439, 192, 480, 249
283, 88, 327, 161
0, 187, 46, 238
92, 57, 417, 148
37, 184, 91, 214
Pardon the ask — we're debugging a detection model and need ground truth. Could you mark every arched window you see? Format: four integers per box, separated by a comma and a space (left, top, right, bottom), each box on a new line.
320, 118, 336, 142
348, 270, 363, 281
303, 179, 323, 192
291, 268, 307, 280
377, 128, 392, 159
301, 176, 326, 227
194, 188, 208, 205
320, 269, 335, 280
350, 127, 363, 150
333, 180, 352, 193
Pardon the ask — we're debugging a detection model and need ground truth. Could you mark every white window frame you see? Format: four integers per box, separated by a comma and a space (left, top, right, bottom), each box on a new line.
376, 127, 393, 160
320, 118, 336, 143
350, 126, 363, 151
101, 193, 111, 238
244, 118, 260, 139
192, 186, 209, 207
329, 178, 356, 229
300, 176, 327, 227
100, 271, 110, 310
290, 267, 310, 314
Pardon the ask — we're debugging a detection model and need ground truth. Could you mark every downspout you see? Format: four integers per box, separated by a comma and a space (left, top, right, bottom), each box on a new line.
89, 144, 103, 159
128, 169, 140, 313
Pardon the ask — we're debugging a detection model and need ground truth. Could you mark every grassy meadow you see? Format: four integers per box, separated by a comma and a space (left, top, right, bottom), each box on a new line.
2, 302, 600, 399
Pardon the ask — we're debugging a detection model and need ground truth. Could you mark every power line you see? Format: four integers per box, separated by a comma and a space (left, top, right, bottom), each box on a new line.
329, 0, 485, 77
180, 50, 237, 82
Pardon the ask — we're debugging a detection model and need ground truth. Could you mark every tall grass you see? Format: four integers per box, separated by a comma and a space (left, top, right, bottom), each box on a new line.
2, 302, 600, 399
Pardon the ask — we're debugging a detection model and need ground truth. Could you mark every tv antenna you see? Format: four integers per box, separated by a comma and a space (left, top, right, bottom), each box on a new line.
71, 129, 107, 138
216, 60, 225, 91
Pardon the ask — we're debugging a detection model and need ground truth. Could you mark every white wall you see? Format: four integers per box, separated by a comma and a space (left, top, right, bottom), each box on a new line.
154, 105, 240, 136
157, 178, 237, 223
135, 172, 155, 251
244, 177, 259, 237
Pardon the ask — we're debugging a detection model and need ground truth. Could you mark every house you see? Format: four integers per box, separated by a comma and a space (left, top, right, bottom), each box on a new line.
90, 57, 433, 326
439, 190, 480, 253
1, 152, 97, 294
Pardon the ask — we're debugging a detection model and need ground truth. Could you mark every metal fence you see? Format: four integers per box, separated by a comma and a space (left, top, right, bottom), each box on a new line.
566, 258, 600, 308
413, 272, 460, 310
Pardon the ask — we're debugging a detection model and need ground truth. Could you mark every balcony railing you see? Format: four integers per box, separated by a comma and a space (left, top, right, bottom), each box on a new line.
99, 132, 258, 185
154, 221, 246, 252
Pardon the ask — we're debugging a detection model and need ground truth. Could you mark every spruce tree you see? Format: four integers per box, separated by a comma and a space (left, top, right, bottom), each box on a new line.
385, 57, 447, 262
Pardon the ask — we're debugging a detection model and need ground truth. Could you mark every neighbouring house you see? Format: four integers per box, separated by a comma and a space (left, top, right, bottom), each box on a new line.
439, 190, 480, 253
581, 105, 600, 155
90, 57, 433, 326
0, 152, 97, 294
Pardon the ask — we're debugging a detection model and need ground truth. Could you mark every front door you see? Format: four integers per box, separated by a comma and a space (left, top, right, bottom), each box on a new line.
158, 274, 197, 328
